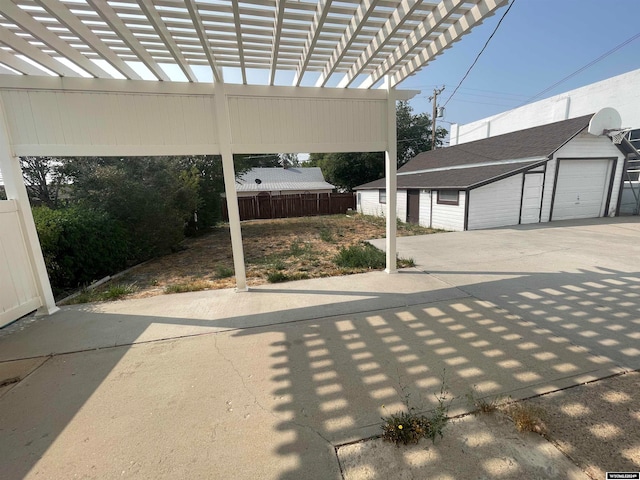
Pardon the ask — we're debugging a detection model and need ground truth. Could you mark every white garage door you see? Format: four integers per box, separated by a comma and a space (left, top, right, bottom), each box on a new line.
552, 159, 611, 221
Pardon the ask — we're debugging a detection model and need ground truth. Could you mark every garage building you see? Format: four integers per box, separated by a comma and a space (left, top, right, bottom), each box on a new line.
356, 114, 626, 231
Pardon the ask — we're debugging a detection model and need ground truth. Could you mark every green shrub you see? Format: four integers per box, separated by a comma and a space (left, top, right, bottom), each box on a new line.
334, 242, 386, 269
215, 266, 234, 279
33, 206, 129, 296
267, 271, 289, 283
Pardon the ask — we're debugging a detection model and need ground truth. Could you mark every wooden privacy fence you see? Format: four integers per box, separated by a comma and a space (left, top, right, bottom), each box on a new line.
223, 193, 356, 221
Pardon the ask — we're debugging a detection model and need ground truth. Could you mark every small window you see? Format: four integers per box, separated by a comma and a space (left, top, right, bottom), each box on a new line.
379, 189, 386, 204
437, 190, 459, 205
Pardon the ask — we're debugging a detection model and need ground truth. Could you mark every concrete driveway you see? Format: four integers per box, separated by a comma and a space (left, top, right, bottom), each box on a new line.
0, 217, 638, 479
370, 216, 640, 370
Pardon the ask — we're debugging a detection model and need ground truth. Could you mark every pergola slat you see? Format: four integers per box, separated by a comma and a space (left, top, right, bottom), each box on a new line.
315, 0, 381, 87
231, 0, 247, 84
338, 0, 423, 88
184, 0, 223, 82
137, 0, 198, 82
86, 0, 171, 81
293, 0, 333, 87
363, 0, 465, 88
33, 0, 143, 80
391, 0, 508, 87
0, 48, 45, 75
0, 1, 112, 78
0, 25, 80, 77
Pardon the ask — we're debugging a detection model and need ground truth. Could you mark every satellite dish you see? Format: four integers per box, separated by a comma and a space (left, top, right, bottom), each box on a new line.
255, 178, 262, 184
588, 107, 621, 136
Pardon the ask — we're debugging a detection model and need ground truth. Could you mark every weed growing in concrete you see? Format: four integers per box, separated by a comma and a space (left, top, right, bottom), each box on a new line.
63, 283, 137, 304
381, 372, 450, 446
465, 386, 508, 414
505, 401, 547, 435
164, 280, 210, 294
267, 271, 310, 283
102, 283, 138, 300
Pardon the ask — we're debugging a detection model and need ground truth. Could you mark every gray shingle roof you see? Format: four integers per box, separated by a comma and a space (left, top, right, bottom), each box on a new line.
356, 114, 593, 190
236, 167, 335, 192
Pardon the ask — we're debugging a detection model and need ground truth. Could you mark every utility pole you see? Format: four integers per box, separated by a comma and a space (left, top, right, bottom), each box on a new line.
429, 86, 445, 150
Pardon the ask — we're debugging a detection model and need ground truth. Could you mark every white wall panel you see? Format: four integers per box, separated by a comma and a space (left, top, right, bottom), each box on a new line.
1, 90, 220, 156
431, 191, 466, 231
451, 69, 640, 145
0, 200, 41, 326
228, 96, 387, 153
396, 190, 407, 223
468, 174, 523, 230
419, 190, 431, 227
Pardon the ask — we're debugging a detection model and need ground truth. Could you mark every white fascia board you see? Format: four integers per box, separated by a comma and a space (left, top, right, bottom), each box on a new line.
0, 75, 396, 101
12, 144, 221, 158
397, 156, 548, 176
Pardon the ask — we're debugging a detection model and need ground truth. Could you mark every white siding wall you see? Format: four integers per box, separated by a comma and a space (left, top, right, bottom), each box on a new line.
228, 96, 387, 153
396, 190, 407, 222
451, 69, 640, 145
1, 90, 219, 156
357, 189, 407, 221
418, 190, 431, 227
468, 174, 523, 230
431, 191, 466, 231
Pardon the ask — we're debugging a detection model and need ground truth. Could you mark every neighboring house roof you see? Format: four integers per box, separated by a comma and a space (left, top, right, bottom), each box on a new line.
236, 167, 335, 193
356, 114, 593, 190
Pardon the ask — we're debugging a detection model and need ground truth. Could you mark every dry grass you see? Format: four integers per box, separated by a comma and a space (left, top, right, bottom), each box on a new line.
63, 214, 441, 304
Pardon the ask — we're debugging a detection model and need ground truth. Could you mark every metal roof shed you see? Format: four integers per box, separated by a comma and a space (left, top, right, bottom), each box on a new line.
0, 0, 508, 324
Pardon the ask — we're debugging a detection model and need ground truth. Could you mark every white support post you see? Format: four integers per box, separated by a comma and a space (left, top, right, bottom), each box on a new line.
0, 99, 59, 316
385, 78, 397, 274
213, 84, 248, 291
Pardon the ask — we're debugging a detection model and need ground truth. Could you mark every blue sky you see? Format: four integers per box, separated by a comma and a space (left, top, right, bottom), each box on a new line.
399, 0, 640, 129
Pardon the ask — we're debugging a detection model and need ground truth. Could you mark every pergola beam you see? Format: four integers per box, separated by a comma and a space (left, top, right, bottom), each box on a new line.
315, 0, 381, 88
0, 1, 112, 79
87, 0, 170, 82
33, 0, 142, 81
391, 0, 508, 87
137, 0, 198, 82
338, 0, 422, 88
231, 0, 247, 84
185, 0, 223, 83
269, 0, 287, 85
0, 48, 50, 76
362, 0, 464, 89
293, 0, 333, 87
0, 26, 80, 77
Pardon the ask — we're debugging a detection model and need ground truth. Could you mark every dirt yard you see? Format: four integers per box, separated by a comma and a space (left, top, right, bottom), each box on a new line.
66, 214, 439, 303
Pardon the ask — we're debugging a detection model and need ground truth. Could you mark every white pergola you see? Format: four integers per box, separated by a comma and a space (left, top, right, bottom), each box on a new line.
0, 0, 507, 325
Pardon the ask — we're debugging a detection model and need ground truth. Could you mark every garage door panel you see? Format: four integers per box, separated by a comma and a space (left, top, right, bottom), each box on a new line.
552, 160, 610, 221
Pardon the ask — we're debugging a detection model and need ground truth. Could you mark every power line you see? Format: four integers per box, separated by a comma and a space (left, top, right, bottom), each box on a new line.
514, 31, 640, 107
442, 0, 517, 108
452, 30, 640, 143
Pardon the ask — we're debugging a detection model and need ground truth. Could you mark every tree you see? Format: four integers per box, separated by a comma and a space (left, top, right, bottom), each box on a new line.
279, 153, 299, 168
396, 100, 447, 166
19, 156, 67, 208
309, 101, 448, 191
66, 156, 199, 260
308, 152, 384, 192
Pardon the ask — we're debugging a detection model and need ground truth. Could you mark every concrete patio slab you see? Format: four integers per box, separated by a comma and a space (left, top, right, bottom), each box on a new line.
0, 270, 465, 362
0, 296, 622, 479
1, 217, 639, 479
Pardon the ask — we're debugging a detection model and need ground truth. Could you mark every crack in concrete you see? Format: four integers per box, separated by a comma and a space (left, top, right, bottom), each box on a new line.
212, 334, 334, 447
